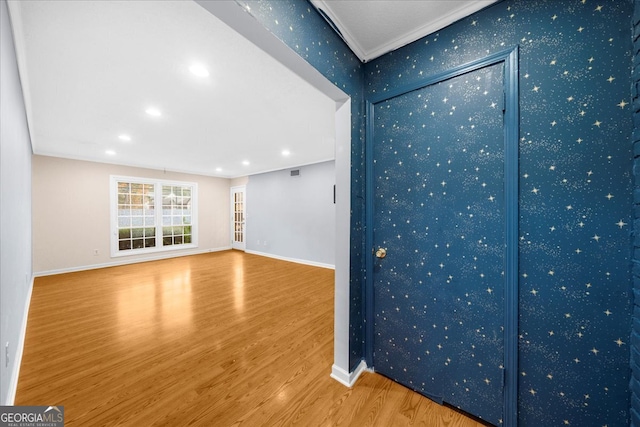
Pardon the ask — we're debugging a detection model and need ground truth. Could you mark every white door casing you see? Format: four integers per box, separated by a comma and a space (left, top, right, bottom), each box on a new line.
231, 186, 246, 251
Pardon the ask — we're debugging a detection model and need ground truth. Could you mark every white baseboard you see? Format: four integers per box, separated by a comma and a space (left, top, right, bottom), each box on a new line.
33, 246, 232, 277
5, 275, 34, 405
330, 360, 369, 388
245, 250, 335, 270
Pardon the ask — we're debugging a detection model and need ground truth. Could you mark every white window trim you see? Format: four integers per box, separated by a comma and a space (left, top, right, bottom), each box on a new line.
110, 175, 198, 258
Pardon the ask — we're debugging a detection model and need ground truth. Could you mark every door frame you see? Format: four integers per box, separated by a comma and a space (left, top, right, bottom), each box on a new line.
364, 47, 519, 426
230, 185, 246, 251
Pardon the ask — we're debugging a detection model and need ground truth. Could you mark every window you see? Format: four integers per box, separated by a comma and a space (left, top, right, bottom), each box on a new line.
161, 185, 193, 246
111, 176, 197, 256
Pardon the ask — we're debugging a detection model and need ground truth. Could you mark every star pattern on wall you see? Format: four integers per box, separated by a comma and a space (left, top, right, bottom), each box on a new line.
372, 64, 506, 425
243, 0, 632, 425
364, 0, 632, 425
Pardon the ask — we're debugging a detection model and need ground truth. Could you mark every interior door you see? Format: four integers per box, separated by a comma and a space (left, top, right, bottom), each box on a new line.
369, 62, 511, 426
231, 186, 245, 250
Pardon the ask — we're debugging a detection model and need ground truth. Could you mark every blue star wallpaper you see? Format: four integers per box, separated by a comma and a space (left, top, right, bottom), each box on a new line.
365, 1, 633, 425
238, 0, 635, 425
371, 62, 509, 425
630, 2, 640, 426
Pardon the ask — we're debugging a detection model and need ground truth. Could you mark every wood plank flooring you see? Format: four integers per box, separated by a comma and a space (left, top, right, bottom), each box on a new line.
17, 251, 484, 426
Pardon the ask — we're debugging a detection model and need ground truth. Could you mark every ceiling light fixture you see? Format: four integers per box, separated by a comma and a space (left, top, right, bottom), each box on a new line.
281, 149, 291, 156
145, 107, 162, 117
118, 134, 131, 142
242, 160, 250, 166
215, 167, 222, 172
105, 149, 116, 156
189, 63, 210, 78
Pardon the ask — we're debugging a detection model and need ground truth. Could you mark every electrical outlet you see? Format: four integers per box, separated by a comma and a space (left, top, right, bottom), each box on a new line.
5, 342, 9, 368
93, 249, 99, 256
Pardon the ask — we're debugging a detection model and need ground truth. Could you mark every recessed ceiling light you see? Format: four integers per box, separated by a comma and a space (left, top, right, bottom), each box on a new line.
281, 149, 291, 156
105, 149, 116, 156
118, 134, 131, 142
189, 63, 209, 78
215, 167, 222, 172
242, 160, 250, 166
145, 107, 162, 117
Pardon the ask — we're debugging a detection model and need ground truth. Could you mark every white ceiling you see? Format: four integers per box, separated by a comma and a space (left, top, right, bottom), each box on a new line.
8, 0, 336, 178
310, 0, 499, 62
8, 0, 496, 178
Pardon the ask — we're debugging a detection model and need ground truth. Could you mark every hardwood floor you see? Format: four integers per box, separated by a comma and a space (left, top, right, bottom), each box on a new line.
17, 251, 484, 426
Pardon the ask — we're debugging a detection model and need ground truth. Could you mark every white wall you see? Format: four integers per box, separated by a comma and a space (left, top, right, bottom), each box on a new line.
230, 176, 248, 187
0, 0, 33, 404
32, 155, 231, 275
197, 0, 353, 390
246, 161, 335, 267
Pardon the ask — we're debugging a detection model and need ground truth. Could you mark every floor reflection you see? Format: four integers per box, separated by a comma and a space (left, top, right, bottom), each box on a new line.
234, 254, 245, 313
161, 269, 192, 331
116, 268, 192, 341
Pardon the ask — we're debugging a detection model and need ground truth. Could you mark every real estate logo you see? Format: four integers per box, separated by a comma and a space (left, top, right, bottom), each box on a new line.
0, 406, 64, 427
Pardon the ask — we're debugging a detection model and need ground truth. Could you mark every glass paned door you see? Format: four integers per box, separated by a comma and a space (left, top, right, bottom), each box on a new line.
231, 186, 246, 250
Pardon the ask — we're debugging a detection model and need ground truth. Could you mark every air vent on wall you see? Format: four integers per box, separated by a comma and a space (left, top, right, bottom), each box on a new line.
290, 169, 300, 177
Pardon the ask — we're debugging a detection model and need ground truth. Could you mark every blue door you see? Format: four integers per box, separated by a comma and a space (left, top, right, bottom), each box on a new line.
368, 57, 518, 426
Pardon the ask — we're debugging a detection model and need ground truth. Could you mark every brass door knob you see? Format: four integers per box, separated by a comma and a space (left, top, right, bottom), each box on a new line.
375, 248, 387, 259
